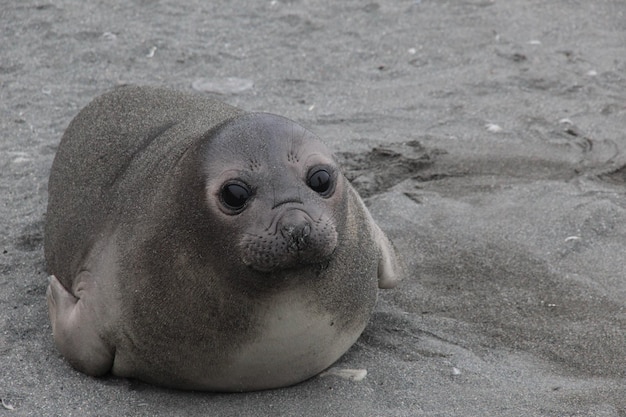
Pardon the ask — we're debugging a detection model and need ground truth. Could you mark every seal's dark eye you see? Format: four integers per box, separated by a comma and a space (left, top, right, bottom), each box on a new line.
308, 169, 332, 195
220, 183, 251, 211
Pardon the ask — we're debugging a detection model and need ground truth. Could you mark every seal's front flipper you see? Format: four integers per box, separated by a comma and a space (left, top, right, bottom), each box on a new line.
46, 274, 114, 376
373, 226, 403, 289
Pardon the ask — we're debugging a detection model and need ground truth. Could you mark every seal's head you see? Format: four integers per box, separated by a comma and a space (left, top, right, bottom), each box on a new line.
202, 113, 342, 273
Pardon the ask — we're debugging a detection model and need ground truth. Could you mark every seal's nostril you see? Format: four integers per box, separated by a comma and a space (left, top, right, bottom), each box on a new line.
281, 222, 310, 239
281, 225, 295, 238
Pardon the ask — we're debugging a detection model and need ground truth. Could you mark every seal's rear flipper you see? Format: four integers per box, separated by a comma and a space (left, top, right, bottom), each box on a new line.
47, 274, 114, 376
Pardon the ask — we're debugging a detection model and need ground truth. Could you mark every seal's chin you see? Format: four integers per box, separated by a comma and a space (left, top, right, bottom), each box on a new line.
242, 247, 336, 273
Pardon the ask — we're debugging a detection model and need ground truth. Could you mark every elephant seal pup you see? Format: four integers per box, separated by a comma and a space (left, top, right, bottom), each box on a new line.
44, 86, 401, 391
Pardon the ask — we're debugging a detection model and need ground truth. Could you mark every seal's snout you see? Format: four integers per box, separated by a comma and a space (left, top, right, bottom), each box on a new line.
241, 206, 337, 271
279, 210, 312, 251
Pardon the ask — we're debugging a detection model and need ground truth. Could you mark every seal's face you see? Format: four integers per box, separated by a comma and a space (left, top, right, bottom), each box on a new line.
203, 113, 342, 272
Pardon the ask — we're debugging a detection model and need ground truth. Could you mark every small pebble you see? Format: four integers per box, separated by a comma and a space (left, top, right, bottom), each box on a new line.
1, 398, 14, 411
319, 368, 368, 382
102, 32, 117, 41
485, 123, 503, 133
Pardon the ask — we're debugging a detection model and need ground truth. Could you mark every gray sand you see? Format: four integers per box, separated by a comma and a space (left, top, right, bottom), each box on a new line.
1, 0, 625, 416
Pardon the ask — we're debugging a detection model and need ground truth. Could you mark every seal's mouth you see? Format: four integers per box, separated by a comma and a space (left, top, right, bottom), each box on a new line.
242, 245, 336, 273
240, 228, 337, 273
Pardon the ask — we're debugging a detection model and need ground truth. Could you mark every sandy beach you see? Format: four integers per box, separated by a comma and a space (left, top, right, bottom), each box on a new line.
1, 0, 625, 415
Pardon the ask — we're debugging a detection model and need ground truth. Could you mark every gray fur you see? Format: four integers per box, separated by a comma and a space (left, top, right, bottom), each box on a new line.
45, 86, 401, 391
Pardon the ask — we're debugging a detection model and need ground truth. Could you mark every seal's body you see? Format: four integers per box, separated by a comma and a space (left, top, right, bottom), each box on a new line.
45, 86, 401, 391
